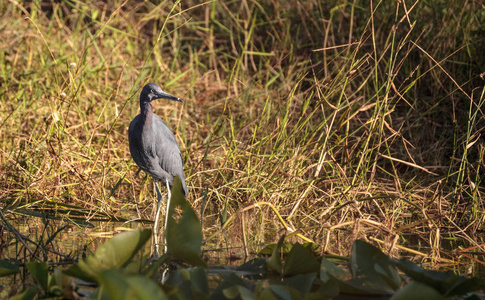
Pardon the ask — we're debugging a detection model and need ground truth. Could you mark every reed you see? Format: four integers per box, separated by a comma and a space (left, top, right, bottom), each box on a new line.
0, 0, 483, 271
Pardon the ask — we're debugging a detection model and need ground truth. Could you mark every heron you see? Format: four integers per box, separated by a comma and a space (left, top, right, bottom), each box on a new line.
128, 83, 187, 255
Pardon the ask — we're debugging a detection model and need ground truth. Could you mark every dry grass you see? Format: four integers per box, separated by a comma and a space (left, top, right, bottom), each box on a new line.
0, 0, 484, 273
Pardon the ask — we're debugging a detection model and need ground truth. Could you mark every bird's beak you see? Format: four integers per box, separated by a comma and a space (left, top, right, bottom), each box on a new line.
155, 91, 183, 102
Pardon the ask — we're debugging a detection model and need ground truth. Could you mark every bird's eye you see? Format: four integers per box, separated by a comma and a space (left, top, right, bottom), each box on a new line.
150, 89, 154, 93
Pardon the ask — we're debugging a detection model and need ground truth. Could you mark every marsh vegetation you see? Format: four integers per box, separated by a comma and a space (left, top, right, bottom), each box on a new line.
0, 0, 484, 298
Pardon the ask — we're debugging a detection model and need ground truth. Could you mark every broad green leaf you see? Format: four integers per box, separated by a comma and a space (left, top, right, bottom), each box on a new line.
269, 284, 305, 300
284, 243, 320, 276
212, 272, 253, 300
9, 285, 41, 300
351, 240, 400, 291
141, 253, 170, 277
267, 235, 285, 274
393, 258, 449, 292
167, 268, 193, 285
98, 269, 167, 300
26, 262, 49, 292
391, 280, 445, 300
351, 240, 383, 277
393, 258, 485, 296
166, 176, 207, 267
259, 287, 278, 300
0, 260, 19, 277
184, 267, 210, 295
258, 242, 293, 255
125, 275, 168, 299
48, 285, 63, 297
333, 276, 394, 296
223, 285, 255, 300
283, 273, 317, 294
165, 267, 211, 299
50, 267, 74, 298
320, 257, 347, 283
64, 229, 151, 282
172, 279, 212, 300
445, 276, 485, 297
98, 269, 128, 299
374, 262, 402, 290
236, 258, 267, 279
302, 242, 320, 253
314, 277, 340, 298
61, 264, 94, 283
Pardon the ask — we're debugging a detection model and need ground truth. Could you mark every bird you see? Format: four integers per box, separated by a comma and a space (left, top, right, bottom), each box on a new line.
128, 83, 187, 255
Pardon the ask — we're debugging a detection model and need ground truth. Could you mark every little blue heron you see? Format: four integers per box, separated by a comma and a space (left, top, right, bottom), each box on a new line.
128, 83, 187, 255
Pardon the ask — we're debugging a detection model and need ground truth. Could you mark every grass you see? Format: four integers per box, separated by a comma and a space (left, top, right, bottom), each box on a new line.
0, 0, 484, 273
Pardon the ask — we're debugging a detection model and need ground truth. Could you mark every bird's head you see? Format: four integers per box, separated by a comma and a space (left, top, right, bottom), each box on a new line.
140, 83, 183, 103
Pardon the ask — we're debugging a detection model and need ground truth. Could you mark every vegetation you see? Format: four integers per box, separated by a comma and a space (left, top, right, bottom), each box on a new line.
2, 181, 484, 298
0, 0, 484, 297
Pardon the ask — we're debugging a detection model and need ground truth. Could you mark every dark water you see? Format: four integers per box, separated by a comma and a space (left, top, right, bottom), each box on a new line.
1, 215, 484, 298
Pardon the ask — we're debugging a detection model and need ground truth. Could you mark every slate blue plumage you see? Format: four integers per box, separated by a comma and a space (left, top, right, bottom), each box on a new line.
129, 83, 187, 254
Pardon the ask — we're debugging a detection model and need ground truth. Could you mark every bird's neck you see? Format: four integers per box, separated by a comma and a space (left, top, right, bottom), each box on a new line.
140, 102, 153, 125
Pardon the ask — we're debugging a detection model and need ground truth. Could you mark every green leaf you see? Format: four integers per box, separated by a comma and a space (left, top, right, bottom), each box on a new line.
0, 260, 20, 277
236, 258, 267, 278
333, 276, 394, 296
391, 280, 445, 300
283, 273, 317, 294
445, 276, 485, 297
165, 269, 211, 300
166, 176, 207, 267
185, 267, 210, 295
320, 257, 347, 283
314, 277, 340, 298
393, 258, 485, 296
223, 285, 255, 300
9, 285, 41, 300
98, 269, 167, 300
284, 243, 320, 277
62, 264, 93, 283
212, 272, 253, 300
259, 286, 278, 300
258, 242, 293, 255
64, 229, 151, 282
393, 258, 449, 292
141, 253, 170, 277
302, 242, 320, 253
98, 269, 128, 299
26, 262, 49, 292
126, 275, 168, 299
351, 240, 400, 291
267, 235, 285, 275
50, 267, 74, 298
269, 284, 305, 300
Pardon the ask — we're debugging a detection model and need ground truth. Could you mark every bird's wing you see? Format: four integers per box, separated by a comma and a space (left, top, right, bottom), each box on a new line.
152, 115, 187, 190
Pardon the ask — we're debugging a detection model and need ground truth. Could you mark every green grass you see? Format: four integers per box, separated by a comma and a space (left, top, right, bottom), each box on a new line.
0, 0, 484, 272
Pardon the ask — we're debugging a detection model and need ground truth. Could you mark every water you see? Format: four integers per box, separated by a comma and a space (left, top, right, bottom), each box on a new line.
1, 213, 484, 298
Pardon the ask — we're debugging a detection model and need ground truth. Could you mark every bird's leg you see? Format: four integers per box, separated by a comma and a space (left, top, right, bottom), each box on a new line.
163, 178, 171, 253
153, 180, 163, 256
